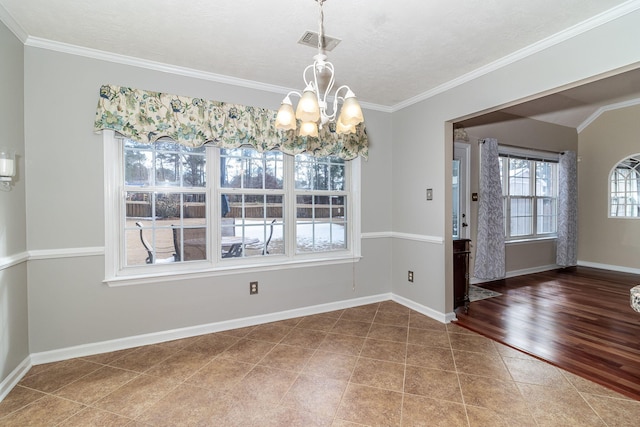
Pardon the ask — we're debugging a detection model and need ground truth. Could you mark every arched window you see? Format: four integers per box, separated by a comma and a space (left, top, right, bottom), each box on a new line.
609, 154, 640, 218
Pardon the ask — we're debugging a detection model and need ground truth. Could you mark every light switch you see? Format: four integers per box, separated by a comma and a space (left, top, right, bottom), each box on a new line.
426, 188, 433, 201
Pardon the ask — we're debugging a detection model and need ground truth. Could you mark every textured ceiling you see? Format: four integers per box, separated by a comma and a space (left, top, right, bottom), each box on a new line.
1, 0, 639, 126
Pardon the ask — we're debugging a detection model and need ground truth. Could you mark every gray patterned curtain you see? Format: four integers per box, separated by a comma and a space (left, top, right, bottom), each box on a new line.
473, 138, 506, 281
556, 151, 578, 266
93, 84, 368, 160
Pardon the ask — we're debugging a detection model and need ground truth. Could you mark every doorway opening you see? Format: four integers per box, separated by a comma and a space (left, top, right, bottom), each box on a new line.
453, 141, 470, 240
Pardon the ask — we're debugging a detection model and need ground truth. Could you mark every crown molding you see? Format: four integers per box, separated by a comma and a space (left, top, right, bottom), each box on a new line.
391, 0, 640, 112
0, 1, 28, 42
24, 36, 294, 94
23, 36, 391, 113
5, 1, 639, 115
577, 97, 640, 133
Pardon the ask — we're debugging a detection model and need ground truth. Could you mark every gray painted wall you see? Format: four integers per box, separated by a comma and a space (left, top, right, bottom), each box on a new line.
23, 47, 393, 353
3, 6, 640, 365
0, 21, 29, 386
389, 9, 640, 312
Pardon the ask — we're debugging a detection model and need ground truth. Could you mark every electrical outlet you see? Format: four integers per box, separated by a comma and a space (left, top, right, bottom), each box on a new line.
408, 271, 414, 282
250, 281, 258, 295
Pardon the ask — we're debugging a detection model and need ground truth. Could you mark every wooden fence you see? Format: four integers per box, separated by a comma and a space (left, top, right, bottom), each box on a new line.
127, 201, 344, 219
228, 204, 344, 219
126, 201, 151, 218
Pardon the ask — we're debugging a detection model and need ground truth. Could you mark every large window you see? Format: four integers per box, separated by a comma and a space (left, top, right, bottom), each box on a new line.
499, 152, 558, 240
610, 154, 640, 218
218, 149, 350, 258
124, 140, 207, 266
294, 155, 348, 252
220, 148, 285, 258
105, 133, 358, 281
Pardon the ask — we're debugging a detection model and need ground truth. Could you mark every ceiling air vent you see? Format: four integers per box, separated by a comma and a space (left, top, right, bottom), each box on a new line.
298, 31, 341, 51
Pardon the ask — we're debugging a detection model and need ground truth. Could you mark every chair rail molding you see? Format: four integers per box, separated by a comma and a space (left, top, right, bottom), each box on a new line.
392, 232, 444, 245
28, 247, 105, 260
361, 231, 444, 244
0, 251, 29, 271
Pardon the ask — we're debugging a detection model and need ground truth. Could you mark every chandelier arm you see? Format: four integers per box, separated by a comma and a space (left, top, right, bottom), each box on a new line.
330, 84, 351, 116
333, 85, 352, 102
302, 63, 316, 88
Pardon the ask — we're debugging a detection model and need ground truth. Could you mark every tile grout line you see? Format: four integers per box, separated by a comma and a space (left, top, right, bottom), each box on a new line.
12, 357, 147, 425
11, 301, 633, 425
448, 325, 472, 427
398, 312, 410, 427
327, 305, 366, 425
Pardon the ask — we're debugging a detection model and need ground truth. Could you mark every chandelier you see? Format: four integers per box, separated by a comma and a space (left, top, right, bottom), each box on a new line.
275, 0, 364, 137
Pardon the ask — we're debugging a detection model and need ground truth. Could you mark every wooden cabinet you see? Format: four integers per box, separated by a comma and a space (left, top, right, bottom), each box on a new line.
453, 239, 471, 311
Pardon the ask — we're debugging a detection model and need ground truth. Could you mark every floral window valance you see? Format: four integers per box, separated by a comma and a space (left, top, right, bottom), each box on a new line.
94, 84, 368, 160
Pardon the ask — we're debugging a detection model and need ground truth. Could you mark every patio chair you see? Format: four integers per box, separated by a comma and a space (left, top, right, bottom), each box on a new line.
135, 222, 176, 264
222, 243, 243, 258
172, 226, 207, 262
263, 219, 276, 255
244, 219, 276, 256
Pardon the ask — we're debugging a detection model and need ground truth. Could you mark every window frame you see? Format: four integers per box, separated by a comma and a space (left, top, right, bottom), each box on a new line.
123, 140, 209, 267
498, 147, 559, 242
217, 148, 287, 261
608, 154, 640, 219
293, 154, 350, 254
103, 131, 361, 286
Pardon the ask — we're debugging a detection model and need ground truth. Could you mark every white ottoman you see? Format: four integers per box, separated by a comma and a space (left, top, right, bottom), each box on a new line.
632, 285, 640, 313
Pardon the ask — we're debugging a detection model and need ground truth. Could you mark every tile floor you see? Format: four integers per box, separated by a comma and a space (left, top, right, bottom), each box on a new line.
1, 300, 639, 426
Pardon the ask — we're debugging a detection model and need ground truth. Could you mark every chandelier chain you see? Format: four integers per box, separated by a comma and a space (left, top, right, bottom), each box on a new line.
317, 0, 325, 52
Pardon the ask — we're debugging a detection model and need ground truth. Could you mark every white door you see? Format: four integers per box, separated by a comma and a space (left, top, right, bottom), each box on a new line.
453, 142, 470, 239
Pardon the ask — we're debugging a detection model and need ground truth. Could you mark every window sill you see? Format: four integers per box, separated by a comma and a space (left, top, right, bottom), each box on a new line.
104, 253, 362, 287
505, 236, 557, 245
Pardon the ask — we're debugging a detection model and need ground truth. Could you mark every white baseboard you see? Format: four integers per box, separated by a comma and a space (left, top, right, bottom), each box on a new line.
391, 294, 455, 323
0, 356, 32, 402
471, 264, 559, 284
30, 292, 393, 366
578, 260, 640, 275
3, 292, 454, 402
470, 262, 640, 286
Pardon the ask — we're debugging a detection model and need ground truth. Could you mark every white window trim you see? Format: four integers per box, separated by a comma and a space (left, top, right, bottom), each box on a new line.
498, 148, 559, 242
102, 130, 362, 286
498, 145, 560, 163
607, 153, 640, 219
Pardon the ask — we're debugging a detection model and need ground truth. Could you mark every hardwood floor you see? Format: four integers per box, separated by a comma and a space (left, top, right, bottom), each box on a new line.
455, 266, 640, 401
